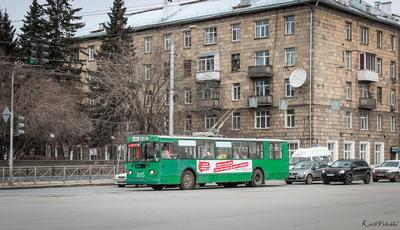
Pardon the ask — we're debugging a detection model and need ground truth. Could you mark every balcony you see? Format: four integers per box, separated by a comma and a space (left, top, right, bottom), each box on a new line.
198, 99, 220, 109
196, 71, 220, 81
248, 95, 273, 108
359, 98, 377, 110
248, 65, 273, 79
358, 70, 378, 82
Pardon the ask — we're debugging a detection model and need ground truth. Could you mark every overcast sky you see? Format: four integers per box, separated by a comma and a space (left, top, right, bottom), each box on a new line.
1, 0, 400, 35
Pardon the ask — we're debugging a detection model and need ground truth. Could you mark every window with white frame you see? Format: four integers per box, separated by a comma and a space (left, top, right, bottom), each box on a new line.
204, 27, 217, 45
232, 24, 240, 42
391, 116, 396, 132
345, 82, 352, 100
344, 50, 352, 70
360, 26, 369, 44
390, 89, 396, 108
184, 31, 192, 48
390, 61, 397, 80
145, 91, 153, 107
232, 112, 241, 130
255, 19, 269, 38
198, 55, 215, 72
89, 98, 96, 106
164, 33, 172, 50
377, 87, 382, 103
328, 141, 338, 161
144, 37, 152, 53
255, 110, 270, 129
360, 84, 369, 99
375, 143, 383, 165
377, 30, 383, 48
231, 53, 240, 72
255, 80, 270, 96
360, 143, 368, 161
360, 113, 369, 130
205, 114, 218, 130
359, 53, 376, 71
377, 58, 382, 75
346, 111, 352, 129
391, 35, 396, 51
285, 79, 294, 97
377, 114, 382, 131
255, 50, 269, 66
184, 114, 192, 133
285, 109, 295, 128
344, 143, 352, 159
288, 141, 299, 157
345, 21, 352, 40
232, 83, 241, 100
285, 47, 296, 66
144, 64, 152, 80
88, 45, 95, 61
285, 16, 295, 35
184, 88, 192, 104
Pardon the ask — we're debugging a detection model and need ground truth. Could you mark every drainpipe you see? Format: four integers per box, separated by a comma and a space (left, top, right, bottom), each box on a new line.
309, 1, 318, 147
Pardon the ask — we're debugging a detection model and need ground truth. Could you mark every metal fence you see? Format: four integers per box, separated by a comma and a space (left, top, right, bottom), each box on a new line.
0, 165, 125, 187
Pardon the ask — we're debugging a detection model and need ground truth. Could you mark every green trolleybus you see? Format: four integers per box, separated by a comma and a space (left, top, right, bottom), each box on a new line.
126, 135, 289, 190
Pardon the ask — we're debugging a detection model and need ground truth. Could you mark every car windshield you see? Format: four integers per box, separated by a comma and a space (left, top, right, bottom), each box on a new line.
380, 162, 399, 168
330, 160, 352, 168
290, 157, 307, 165
293, 161, 313, 169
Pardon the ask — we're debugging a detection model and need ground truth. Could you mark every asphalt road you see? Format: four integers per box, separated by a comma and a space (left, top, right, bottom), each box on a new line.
0, 181, 399, 230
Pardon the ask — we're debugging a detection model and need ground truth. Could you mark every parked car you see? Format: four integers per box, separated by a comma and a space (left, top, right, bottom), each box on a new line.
289, 147, 333, 169
114, 173, 127, 187
372, 160, 400, 182
322, 159, 372, 185
286, 161, 327, 184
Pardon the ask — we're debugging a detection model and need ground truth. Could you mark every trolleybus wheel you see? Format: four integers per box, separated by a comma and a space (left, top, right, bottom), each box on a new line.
249, 169, 264, 187
179, 170, 195, 190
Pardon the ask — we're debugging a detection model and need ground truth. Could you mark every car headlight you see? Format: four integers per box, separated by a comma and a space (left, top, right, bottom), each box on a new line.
388, 170, 395, 173
339, 170, 345, 174
150, 170, 157, 175
322, 169, 325, 174
372, 169, 375, 173
303, 171, 306, 175
129, 170, 133, 175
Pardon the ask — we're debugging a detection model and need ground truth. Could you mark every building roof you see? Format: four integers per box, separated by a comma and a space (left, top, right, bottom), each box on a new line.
77, 0, 400, 39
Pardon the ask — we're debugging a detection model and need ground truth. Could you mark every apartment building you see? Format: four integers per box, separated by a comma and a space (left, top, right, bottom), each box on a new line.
79, 0, 400, 164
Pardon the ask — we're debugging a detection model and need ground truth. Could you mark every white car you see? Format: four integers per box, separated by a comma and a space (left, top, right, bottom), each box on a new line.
114, 173, 127, 187
373, 160, 400, 182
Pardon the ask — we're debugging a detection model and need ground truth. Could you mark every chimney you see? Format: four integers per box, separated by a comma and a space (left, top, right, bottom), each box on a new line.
233, 0, 251, 9
162, 0, 181, 21
98, 23, 105, 31
380, 1, 392, 14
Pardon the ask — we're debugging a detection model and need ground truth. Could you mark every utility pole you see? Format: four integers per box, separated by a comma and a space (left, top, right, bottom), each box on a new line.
168, 42, 175, 136
8, 64, 16, 185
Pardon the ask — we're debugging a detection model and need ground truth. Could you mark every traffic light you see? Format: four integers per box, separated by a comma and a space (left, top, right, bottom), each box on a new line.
39, 44, 50, 64
29, 43, 38, 65
29, 43, 50, 65
14, 116, 25, 136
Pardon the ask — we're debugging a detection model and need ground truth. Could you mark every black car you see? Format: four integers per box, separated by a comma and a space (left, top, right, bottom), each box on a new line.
321, 159, 372, 185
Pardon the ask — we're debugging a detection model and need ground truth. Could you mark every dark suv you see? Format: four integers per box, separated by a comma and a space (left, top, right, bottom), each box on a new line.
322, 159, 372, 185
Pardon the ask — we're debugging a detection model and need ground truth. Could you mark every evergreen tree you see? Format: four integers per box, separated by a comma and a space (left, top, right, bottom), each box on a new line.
43, 0, 84, 67
19, 0, 46, 62
0, 9, 17, 57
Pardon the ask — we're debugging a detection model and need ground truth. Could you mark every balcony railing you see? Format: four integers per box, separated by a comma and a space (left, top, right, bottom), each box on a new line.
359, 98, 377, 110
358, 70, 378, 82
248, 65, 273, 78
198, 99, 220, 109
248, 95, 273, 108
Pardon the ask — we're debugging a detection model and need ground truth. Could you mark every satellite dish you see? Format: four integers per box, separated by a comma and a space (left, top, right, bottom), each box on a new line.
289, 68, 307, 88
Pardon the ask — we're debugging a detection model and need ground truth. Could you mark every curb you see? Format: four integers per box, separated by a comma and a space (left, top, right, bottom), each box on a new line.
0, 182, 114, 190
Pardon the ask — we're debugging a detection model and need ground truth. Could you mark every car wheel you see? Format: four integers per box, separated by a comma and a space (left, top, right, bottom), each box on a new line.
285, 180, 293, 184
344, 174, 352, 185
373, 178, 379, 183
179, 170, 195, 190
118, 185, 125, 188
363, 173, 371, 184
249, 169, 264, 187
305, 174, 313, 185
390, 173, 399, 182
323, 180, 330, 185
150, 185, 165, 190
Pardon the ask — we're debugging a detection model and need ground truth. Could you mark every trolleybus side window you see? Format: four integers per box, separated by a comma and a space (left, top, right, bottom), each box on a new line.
232, 141, 249, 159
197, 140, 215, 159
161, 143, 178, 159
269, 142, 282, 159
249, 142, 263, 159
215, 141, 232, 160
143, 142, 161, 161
178, 140, 196, 159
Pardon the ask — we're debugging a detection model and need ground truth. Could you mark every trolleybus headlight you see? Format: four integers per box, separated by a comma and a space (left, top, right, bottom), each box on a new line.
150, 170, 157, 175
129, 170, 133, 175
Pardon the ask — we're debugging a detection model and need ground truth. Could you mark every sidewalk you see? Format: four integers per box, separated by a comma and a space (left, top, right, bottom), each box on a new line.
0, 180, 114, 190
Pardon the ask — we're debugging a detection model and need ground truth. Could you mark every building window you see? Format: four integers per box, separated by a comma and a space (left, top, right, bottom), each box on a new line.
164, 33, 172, 50
231, 53, 240, 72
232, 24, 240, 42
205, 114, 218, 130
184, 88, 192, 104
164, 116, 169, 133
89, 99, 96, 106
144, 37, 152, 53
345, 82, 352, 100
232, 112, 241, 130
284, 15, 295, 35
344, 50, 352, 70
390, 89, 396, 108
184, 114, 192, 133
375, 143, 383, 165
88, 46, 95, 61
391, 116, 396, 132
145, 91, 153, 107
184, 31, 192, 48
255, 80, 270, 96
360, 143, 368, 162
360, 113, 369, 130
285, 79, 294, 97
391, 35, 396, 51
198, 56, 215, 72
200, 87, 219, 100
359, 53, 376, 71
288, 141, 299, 157
377, 58, 382, 75
345, 21, 352, 40
377, 114, 382, 131
184, 60, 192, 77
232, 83, 241, 100
344, 143, 353, 159
360, 26, 369, 44
144, 64, 152, 80
285, 47, 296, 66
255, 50, 269, 66
255, 19, 269, 38
390, 61, 397, 80
255, 110, 270, 129
345, 111, 352, 129
360, 84, 369, 99
377, 87, 382, 103
377, 30, 383, 48
285, 109, 295, 128
204, 27, 217, 45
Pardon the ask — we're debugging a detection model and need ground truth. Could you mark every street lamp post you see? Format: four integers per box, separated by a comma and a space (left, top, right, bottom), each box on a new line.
50, 134, 55, 160
8, 65, 16, 185
168, 42, 175, 136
